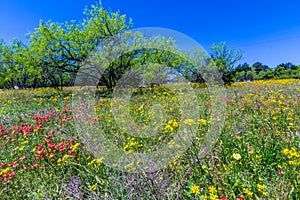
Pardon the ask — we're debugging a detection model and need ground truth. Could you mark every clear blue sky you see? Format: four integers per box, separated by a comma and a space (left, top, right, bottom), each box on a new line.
1, 0, 300, 68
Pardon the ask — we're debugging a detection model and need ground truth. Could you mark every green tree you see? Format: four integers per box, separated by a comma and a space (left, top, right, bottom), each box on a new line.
210, 41, 242, 85
258, 68, 274, 80
27, 3, 132, 89
0, 39, 31, 89
77, 31, 193, 90
234, 62, 250, 81
252, 62, 269, 74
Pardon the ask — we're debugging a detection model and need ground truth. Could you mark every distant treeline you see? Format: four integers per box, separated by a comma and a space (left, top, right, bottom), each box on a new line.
233, 62, 300, 82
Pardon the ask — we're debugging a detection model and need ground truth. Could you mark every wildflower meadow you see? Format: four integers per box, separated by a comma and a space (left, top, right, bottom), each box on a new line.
0, 79, 299, 199
1, 0, 300, 199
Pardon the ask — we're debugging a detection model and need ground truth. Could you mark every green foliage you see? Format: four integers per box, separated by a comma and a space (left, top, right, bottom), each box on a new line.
210, 41, 243, 85
232, 62, 299, 82
81, 33, 191, 90
0, 39, 32, 89
26, 3, 133, 90
0, 3, 133, 89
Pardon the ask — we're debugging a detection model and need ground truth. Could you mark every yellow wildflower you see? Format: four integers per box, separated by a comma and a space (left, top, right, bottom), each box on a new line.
243, 187, 253, 196
184, 119, 196, 126
198, 119, 207, 125
0, 167, 10, 175
71, 143, 80, 152
190, 184, 200, 195
232, 153, 241, 160
89, 183, 98, 191
208, 186, 217, 194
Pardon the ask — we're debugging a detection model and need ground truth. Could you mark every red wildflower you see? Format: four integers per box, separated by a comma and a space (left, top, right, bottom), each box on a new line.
9, 162, 19, 168
7, 171, 16, 178
1, 162, 7, 168
37, 144, 44, 150
19, 156, 26, 162
46, 133, 53, 139
220, 197, 228, 200
35, 149, 46, 159
37, 121, 42, 128
1, 173, 6, 179
70, 137, 75, 143
14, 131, 20, 135
130, 124, 136, 129
32, 163, 38, 167
43, 139, 50, 143
58, 142, 65, 148
47, 141, 56, 149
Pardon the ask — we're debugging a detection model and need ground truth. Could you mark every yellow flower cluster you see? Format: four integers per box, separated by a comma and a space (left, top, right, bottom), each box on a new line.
88, 157, 104, 166
233, 79, 300, 87
57, 154, 70, 166
167, 119, 179, 127
123, 141, 143, 152
283, 147, 300, 166
243, 187, 253, 197
257, 184, 268, 196
208, 186, 218, 200
283, 147, 300, 158
70, 143, 80, 152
